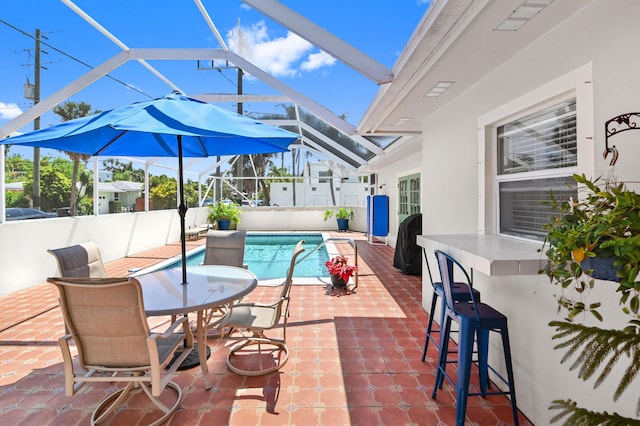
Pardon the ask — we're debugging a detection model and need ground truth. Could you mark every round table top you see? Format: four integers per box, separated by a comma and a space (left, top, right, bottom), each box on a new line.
136, 265, 258, 316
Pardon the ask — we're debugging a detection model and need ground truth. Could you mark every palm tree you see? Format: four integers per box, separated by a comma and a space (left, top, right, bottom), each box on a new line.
52, 101, 100, 216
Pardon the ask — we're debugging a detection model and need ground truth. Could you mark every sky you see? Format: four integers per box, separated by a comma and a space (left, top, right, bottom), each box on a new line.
0, 0, 430, 176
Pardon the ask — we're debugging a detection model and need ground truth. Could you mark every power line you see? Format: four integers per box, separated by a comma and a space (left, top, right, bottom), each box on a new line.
0, 18, 152, 99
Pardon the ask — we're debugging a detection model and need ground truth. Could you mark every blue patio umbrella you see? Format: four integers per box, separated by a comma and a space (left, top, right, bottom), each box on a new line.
1, 92, 299, 284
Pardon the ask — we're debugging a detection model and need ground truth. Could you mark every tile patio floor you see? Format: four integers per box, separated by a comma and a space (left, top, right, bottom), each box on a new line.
0, 231, 532, 425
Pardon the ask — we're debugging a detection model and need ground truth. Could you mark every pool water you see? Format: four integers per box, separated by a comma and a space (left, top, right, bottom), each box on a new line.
168, 233, 330, 280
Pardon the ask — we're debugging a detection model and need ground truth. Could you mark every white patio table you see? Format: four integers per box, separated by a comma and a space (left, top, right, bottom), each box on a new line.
137, 265, 258, 389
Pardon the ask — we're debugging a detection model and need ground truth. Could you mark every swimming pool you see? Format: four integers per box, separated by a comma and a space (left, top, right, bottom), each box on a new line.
163, 233, 330, 280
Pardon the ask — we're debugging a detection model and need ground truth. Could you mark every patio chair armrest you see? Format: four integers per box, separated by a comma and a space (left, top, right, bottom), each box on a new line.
227, 302, 256, 309
156, 316, 190, 339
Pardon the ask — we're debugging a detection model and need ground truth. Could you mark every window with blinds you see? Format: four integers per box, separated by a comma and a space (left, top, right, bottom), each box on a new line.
497, 99, 578, 240
498, 99, 577, 174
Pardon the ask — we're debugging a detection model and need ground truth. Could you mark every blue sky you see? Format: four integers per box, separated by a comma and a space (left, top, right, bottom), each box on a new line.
0, 0, 429, 172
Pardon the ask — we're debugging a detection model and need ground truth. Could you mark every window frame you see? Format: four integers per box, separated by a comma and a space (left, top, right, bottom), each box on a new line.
495, 99, 578, 240
397, 171, 421, 225
477, 63, 594, 240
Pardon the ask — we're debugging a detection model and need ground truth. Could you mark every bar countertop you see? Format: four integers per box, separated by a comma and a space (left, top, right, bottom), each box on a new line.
416, 234, 547, 276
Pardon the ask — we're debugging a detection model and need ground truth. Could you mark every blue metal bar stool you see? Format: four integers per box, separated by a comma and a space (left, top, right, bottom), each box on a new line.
431, 250, 518, 426
421, 247, 480, 361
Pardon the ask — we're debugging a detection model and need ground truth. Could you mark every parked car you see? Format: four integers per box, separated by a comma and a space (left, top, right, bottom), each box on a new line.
241, 199, 264, 207
5, 208, 57, 221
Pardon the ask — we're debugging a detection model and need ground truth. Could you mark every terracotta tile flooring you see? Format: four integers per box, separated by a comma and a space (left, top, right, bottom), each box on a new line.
0, 232, 532, 425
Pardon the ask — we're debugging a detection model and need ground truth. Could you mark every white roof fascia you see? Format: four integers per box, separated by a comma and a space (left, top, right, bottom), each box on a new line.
4, 182, 24, 190
359, 0, 486, 133
98, 182, 126, 193
0, 51, 129, 139
113, 181, 144, 191
242, 0, 393, 84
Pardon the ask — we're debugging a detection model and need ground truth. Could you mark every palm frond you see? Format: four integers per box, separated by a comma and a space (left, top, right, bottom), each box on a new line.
549, 399, 640, 425
549, 320, 640, 415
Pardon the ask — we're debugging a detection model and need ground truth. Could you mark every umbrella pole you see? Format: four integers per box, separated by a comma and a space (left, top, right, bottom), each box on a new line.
175, 135, 213, 370
177, 135, 188, 285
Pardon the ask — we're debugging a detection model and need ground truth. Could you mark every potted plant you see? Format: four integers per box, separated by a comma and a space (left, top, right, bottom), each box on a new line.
325, 255, 357, 289
323, 207, 354, 232
540, 173, 640, 424
207, 201, 241, 230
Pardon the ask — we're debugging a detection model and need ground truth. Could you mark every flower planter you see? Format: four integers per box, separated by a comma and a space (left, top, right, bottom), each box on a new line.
217, 219, 230, 230
336, 218, 349, 232
581, 256, 621, 282
330, 274, 348, 289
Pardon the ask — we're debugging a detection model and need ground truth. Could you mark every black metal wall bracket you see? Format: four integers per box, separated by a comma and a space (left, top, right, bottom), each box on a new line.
604, 112, 640, 166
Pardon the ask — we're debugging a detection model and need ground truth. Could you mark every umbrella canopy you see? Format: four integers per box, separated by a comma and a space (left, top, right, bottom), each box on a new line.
2, 92, 299, 284
2, 92, 297, 157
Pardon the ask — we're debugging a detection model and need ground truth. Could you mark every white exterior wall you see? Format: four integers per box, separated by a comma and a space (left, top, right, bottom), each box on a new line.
416, 1, 640, 423
270, 181, 369, 207
239, 206, 367, 232
370, 149, 422, 249
0, 207, 206, 296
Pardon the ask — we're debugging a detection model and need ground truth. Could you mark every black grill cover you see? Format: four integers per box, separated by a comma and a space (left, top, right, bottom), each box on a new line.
393, 213, 422, 275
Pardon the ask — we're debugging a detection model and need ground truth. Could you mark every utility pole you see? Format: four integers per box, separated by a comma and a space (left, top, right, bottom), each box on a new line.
33, 29, 42, 210
196, 60, 245, 202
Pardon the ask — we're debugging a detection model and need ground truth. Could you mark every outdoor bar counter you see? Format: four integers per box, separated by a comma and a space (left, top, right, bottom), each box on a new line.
416, 234, 546, 276
416, 233, 552, 423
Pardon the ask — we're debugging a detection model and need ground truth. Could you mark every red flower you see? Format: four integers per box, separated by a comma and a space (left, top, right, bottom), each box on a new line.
325, 255, 357, 282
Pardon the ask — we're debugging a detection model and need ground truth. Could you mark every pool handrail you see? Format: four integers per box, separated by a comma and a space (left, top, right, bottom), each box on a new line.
297, 237, 358, 291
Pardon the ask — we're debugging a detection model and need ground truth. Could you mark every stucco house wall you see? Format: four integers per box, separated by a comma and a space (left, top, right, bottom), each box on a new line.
371, 140, 422, 248
413, 1, 640, 423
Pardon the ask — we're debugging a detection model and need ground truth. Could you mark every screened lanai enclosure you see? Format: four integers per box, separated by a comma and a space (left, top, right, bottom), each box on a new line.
0, 0, 410, 218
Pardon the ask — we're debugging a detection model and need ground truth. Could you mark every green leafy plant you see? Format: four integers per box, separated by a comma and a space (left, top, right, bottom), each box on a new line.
323, 207, 354, 221
207, 201, 241, 224
541, 173, 640, 321
540, 173, 640, 422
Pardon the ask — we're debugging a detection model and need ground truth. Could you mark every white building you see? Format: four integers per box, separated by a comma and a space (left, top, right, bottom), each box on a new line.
270, 162, 369, 207
359, 1, 640, 423
97, 181, 143, 214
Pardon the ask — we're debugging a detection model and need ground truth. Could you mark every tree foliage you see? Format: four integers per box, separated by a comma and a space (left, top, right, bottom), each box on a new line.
102, 159, 145, 182
5, 191, 29, 208
23, 163, 71, 211
149, 175, 177, 210
52, 101, 101, 216
4, 154, 32, 182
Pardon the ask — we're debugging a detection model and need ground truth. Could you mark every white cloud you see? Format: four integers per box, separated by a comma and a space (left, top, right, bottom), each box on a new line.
227, 21, 335, 78
301, 51, 336, 71
0, 102, 23, 120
